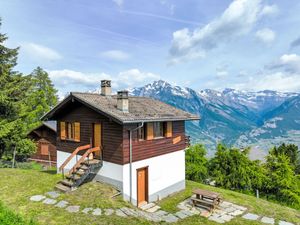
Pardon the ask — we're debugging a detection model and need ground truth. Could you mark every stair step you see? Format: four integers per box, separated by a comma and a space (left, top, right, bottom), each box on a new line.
60, 179, 74, 187
79, 165, 89, 170
75, 170, 86, 176
66, 174, 82, 181
81, 159, 101, 165
55, 183, 71, 192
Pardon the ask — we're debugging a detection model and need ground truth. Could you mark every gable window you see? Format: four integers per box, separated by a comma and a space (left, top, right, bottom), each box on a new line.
60, 121, 80, 142
153, 122, 164, 138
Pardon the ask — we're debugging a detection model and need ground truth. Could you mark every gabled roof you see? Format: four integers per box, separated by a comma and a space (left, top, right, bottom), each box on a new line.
42, 92, 200, 124
28, 121, 57, 137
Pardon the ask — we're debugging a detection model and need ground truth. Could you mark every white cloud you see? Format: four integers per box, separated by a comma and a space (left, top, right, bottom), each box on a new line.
112, 0, 123, 7
268, 54, 300, 73
22, 42, 62, 61
48, 68, 160, 98
255, 28, 276, 44
99, 50, 130, 61
235, 72, 300, 92
260, 4, 279, 17
169, 0, 274, 64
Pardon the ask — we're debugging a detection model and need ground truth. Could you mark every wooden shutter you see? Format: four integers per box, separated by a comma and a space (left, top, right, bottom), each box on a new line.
74, 122, 80, 142
166, 122, 173, 137
60, 122, 66, 140
41, 143, 49, 155
146, 123, 154, 140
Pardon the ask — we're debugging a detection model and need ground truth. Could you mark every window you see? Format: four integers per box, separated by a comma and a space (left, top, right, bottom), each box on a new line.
41, 143, 49, 155
60, 121, 80, 142
153, 122, 164, 138
138, 126, 145, 140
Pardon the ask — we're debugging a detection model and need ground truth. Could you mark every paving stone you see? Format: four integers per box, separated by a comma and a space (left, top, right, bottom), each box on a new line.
214, 209, 227, 216
55, 200, 69, 208
140, 202, 156, 211
189, 207, 201, 215
261, 216, 275, 224
92, 208, 102, 216
242, 213, 260, 221
200, 210, 211, 218
146, 205, 161, 213
175, 211, 189, 219
30, 195, 46, 202
219, 201, 232, 207
120, 207, 139, 217
46, 191, 60, 199
181, 210, 195, 217
116, 209, 127, 217
220, 214, 234, 222
154, 210, 168, 217
66, 205, 80, 213
82, 207, 93, 214
224, 206, 237, 213
42, 198, 57, 205
279, 221, 294, 225
235, 205, 247, 211
229, 210, 244, 216
163, 214, 179, 223
104, 208, 114, 216
208, 215, 225, 224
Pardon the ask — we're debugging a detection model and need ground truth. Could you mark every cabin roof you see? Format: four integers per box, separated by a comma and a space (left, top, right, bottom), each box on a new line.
42, 92, 200, 124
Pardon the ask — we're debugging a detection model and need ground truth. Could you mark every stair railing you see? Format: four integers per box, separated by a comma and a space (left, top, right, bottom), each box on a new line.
68, 146, 100, 176
59, 144, 91, 177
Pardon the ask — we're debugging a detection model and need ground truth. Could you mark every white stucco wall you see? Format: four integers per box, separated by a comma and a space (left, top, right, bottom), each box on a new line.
122, 150, 185, 204
56, 150, 79, 172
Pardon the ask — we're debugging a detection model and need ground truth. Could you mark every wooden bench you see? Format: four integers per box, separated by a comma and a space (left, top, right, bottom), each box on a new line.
191, 189, 222, 212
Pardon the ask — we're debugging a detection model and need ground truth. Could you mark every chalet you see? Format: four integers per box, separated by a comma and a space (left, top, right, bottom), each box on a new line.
42, 80, 199, 206
27, 121, 57, 166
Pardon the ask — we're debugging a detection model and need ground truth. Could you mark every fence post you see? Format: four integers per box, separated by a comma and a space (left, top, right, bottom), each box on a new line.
256, 189, 259, 198
12, 146, 16, 168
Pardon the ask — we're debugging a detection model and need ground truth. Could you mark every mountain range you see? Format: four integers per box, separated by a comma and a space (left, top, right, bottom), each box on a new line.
129, 80, 300, 158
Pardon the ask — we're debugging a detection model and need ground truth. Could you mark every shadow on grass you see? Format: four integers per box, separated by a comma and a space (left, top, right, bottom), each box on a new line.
40, 170, 57, 175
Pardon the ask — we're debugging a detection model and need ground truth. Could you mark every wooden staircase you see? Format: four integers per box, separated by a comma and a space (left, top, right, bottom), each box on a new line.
55, 145, 102, 192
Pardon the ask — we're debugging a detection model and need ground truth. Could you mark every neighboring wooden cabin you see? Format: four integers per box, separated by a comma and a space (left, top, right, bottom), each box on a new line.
27, 121, 57, 166
42, 80, 199, 206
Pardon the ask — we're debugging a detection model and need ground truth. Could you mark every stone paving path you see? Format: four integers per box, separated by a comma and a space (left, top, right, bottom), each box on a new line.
29, 191, 296, 224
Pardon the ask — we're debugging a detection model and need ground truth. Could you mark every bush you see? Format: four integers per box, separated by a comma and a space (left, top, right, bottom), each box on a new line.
0, 201, 35, 225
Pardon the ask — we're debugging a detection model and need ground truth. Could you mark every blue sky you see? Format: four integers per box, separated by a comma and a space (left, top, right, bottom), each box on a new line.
1, 0, 300, 98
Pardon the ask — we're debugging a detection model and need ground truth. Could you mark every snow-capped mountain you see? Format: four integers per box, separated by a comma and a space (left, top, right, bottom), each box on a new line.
129, 80, 300, 156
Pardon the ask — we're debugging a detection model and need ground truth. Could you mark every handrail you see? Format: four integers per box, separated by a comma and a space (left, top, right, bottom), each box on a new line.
68, 146, 101, 175
59, 144, 91, 171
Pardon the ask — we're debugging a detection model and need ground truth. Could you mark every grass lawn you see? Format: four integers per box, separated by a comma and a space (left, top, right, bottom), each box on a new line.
0, 168, 299, 225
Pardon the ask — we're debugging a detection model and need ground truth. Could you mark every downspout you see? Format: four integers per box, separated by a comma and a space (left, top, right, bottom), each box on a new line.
128, 122, 144, 204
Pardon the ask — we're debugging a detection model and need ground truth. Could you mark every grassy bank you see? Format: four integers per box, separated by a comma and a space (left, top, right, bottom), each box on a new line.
0, 168, 299, 225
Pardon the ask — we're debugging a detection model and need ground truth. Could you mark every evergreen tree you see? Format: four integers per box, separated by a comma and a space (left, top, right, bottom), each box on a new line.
22, 67, 58, 131
185, 144, 208, 182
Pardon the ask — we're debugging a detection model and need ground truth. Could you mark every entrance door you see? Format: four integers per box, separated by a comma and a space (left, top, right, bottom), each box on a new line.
137, 167, 148, 206
93, 123, 102, 158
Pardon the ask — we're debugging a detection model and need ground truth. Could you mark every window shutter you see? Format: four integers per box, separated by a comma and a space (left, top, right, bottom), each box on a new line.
60, 122, 66, 140
146, 123, 154, 140
74, 122, 80, 142
166, 122, 173, 137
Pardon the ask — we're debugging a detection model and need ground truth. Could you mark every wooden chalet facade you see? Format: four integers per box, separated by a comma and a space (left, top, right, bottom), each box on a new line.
27, 121, 57, 166
42, 80, 199, 206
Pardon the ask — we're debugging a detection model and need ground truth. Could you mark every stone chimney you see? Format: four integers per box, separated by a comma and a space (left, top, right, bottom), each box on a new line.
101, 80, 111, 96
117, 90, 129, 112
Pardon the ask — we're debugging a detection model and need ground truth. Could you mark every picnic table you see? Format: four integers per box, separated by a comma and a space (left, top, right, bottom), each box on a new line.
191, 189, 223, 212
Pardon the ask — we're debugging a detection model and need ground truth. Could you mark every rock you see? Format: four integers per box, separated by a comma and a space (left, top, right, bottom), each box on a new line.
55, 200, 69, 208
66, 205, 80, 213
104, 208, 114, 216
242, 213, 260, 220
146, 205, 161, 213
116, 209, 127, 217
208, 215, 225, 224
42, 198, 57, 205
82, 207, 93, 214
261, 216, 275, 224
175, 211, 189, 219
120, 207, 139, 217
92, 208, 102, 216
46, 191, 60, 199
224, 206, 236, 213
279, 221, 294, 225
163, 214, 179, 223
30, 195, 46, 202
235, 205, 247, 211
182, 210, 195, 217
